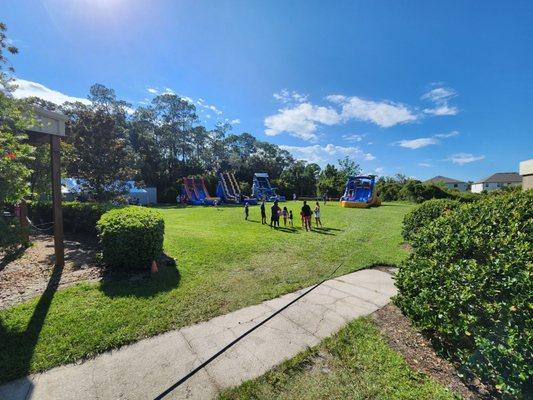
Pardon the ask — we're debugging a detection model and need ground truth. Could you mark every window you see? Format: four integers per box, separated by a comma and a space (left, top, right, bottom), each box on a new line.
453, 183, 458, 188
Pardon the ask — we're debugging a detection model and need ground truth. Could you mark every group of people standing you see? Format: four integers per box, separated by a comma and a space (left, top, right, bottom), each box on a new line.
244, 200, 323, 231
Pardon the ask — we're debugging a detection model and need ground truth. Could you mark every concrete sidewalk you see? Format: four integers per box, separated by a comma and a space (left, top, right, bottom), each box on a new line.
0, 268, 396, 400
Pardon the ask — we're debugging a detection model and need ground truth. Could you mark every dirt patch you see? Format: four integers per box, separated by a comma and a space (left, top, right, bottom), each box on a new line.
0, 234, 103, 309
401, 242, 412, 252
371, 304, 496, 400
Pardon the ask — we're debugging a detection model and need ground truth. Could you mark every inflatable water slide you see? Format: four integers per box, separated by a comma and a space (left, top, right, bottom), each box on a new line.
181, 177, 220, 205
340, 175, 381, 208
216, 172, 257, 204
251, 173, 285, 202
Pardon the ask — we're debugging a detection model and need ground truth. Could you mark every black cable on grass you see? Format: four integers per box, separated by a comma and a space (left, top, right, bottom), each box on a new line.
153, 260, 346, 400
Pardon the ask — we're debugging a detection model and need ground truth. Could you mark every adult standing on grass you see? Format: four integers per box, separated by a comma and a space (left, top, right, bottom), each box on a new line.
270, 201, 281, 228
314, 201, 323, 228
260, 200, 267, 224
301, 201, 312, 231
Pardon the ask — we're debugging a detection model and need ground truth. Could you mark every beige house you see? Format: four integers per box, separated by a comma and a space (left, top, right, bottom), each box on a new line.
519, 159, 533, 190
470, 172, 522, 193
424, 175, 468, 192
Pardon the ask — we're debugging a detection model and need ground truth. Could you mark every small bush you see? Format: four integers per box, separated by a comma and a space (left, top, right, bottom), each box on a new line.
97, 206, 164, 270
0, 217, 27, 252
28, 201, 114, 235
402, 199, 460, 242
395, 191, 533, 398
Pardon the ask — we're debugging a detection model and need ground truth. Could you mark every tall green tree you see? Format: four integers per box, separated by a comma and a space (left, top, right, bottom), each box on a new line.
0, 22, 34, 205
63, 85, 137, 201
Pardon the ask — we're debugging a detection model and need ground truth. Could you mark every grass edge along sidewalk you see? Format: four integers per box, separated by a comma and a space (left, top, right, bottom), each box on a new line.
220, 317, 459, 400
0, 201, 413, 384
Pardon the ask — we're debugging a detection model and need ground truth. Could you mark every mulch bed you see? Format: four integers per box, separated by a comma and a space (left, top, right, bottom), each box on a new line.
0, 234, 103, 309
372, 304, 497, 400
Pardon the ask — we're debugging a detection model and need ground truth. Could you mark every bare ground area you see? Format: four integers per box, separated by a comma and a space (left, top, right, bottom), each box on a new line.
371, 303, 497, 400
0, 234, 102, 309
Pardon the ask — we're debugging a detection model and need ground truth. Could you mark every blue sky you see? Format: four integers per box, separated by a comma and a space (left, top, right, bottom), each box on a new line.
3, 0, 532, 181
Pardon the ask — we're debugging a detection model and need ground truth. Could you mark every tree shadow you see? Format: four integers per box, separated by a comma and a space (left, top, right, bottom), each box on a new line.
0, 263, 63, 383
0, 245, 28, 272
100, 254, 180, 298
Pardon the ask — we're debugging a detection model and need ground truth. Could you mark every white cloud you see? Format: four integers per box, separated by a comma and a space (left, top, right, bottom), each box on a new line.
447, 153, 485, 165
147, 87, 158, 94
422, 86, 459, 116
424, 104, 458, 116
421, 87, 456, 103
273, 89, 308, 105
197, 98, 222, 115
434, 130, 459, 138
396, 137, 439, 149
12, 78, 91, 105
264, 103, 341, 141
418, 162, 432, 167
280, 143, 374, 166
396, 130, 459, 150
374, 167, 385, 175
230, 118, 241, 125
327, 95, 417, 128
342, 133, 364, 142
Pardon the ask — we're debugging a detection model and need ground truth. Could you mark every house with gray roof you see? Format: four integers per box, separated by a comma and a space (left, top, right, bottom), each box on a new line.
424, 175, 468, 192
470, 172, 522, 193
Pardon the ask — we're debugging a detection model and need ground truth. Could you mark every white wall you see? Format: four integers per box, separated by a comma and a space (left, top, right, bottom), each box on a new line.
471, 182, 521, 193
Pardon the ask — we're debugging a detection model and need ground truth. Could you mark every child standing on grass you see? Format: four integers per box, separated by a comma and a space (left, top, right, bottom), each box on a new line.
260, 200, 266, 224
289, 210, 294, 227
244, 202, 249, 220
282, 206, 288, 227
314, 201, 323, 228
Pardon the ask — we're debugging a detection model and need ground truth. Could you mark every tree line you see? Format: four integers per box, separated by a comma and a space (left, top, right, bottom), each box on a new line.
0, 21, 365, 204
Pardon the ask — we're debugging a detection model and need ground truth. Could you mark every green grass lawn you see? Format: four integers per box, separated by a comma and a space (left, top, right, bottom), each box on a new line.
0, 201, 413, 384
220, 317, 458, 400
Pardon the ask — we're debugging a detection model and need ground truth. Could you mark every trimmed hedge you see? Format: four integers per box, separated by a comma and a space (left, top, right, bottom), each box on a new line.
28, 201, 114, 235
395, 191, 533, 398
402, 199, 460, 242
97, 206, 164, 270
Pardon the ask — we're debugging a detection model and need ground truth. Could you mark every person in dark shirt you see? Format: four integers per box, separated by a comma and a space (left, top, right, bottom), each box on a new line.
301, 201, 312, 231
270, 201, 281, 228
260, 200, 267, 224
244, 202, 249, 220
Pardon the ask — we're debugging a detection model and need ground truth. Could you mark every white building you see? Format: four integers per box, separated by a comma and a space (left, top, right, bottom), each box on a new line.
424, 175, 469, 192
519, 159, 533, 191
470, 172, 522, 193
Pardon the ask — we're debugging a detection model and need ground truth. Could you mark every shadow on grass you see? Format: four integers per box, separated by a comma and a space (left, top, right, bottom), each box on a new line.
274, 226, 299, 234
0, 262, 63, 384
310, 227, 339, 236
100, 257, 180, 299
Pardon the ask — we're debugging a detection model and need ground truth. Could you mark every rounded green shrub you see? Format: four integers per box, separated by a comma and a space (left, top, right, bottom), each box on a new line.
402, 198, 460, 242
0, 217, 26, 252
97, 206, 164, 270
395, 191, 532, 398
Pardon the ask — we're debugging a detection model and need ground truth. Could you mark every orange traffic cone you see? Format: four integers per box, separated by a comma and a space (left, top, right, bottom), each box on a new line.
151, 260, 158, 273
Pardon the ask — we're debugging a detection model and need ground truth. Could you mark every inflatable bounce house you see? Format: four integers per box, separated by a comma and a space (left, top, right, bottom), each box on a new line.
181, 177, 220, 205
216, 172, 257, 204
340, 175, 381, 208
251, 173, 285, 202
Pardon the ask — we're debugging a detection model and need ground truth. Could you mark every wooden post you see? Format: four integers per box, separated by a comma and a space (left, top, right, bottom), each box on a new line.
50, 135, 64, 266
